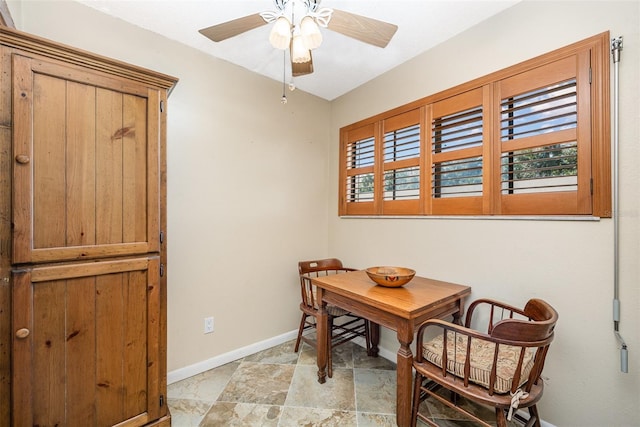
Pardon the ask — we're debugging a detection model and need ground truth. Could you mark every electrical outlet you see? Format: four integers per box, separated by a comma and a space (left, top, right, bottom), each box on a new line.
204, 316, 214, 334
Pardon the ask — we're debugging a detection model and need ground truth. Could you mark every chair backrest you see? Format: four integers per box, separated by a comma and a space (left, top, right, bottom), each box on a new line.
488, 299, 558, 394
298, 258, 345, 275
455, 298, 558, 394
490, 299, 558, 342
298, 258, 354, 310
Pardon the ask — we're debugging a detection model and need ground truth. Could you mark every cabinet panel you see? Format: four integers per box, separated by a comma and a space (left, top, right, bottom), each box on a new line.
12, 257, 161, 426
12, 54, 160, 264
1, 27, 176, 427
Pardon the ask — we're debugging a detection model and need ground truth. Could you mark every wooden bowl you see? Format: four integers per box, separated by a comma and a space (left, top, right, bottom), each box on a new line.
365, 266, 416, 288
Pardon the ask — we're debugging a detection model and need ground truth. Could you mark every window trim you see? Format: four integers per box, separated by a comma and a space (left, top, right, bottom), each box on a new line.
338, 32, 611, 218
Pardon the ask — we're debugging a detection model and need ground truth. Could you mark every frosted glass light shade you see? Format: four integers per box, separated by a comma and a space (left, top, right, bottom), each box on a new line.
269, 16, 291, 50
291, 35, 311, 63
300, 16, 322, 50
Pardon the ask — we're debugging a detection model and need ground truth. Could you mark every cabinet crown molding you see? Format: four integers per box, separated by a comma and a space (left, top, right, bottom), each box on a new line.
0, 26, 178, 93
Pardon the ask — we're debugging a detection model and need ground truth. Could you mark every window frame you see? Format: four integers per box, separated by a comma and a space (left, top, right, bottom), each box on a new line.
338, 32, 611, 218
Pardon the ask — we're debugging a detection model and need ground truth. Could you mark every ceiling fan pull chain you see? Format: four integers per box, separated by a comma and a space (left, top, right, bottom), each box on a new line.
281, 50, 288, 104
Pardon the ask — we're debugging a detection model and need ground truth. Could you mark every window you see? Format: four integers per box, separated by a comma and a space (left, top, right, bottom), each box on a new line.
339, 32, 610, 217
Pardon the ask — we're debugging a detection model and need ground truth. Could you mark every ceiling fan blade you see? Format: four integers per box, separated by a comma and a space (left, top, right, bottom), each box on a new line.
292, 53, 314, 77
199, 13, 267, 42
327, 9, 398, 48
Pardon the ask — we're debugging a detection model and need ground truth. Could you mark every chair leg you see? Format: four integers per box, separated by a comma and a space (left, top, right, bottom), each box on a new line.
364, 320, 372, 355
328, 316, 334, 378
495, 408, 508, 427
411, 372, 423, 427
294, 313, 307, 353
528, 405, 541, 427
450, 390, 459, 406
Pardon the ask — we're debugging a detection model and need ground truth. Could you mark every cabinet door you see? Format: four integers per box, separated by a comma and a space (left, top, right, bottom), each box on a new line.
12, 54, 161, 264
12, 257, 162, 427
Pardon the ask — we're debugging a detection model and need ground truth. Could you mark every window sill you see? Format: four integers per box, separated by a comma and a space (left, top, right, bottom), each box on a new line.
339, 215, 602, 222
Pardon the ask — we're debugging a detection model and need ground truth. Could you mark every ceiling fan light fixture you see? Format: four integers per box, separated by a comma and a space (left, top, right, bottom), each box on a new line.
269, 16, 292, 49
300, 16, 322, 50
199, 2, 397, 82
291, 35, 311, 63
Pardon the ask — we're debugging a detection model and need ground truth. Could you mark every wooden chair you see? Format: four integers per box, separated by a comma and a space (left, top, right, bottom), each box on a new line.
411, 298, 558, 427
296, 258, 370, 377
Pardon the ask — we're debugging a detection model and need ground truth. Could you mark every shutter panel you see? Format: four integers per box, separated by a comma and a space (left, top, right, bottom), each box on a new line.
382, 109, 423, 214
429, 87, 488, 214
496, 54, 592, 214
340, 124, 376, 215
500, 78, 578, 194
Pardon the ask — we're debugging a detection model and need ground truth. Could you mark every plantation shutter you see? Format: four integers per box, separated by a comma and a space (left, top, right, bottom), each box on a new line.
338, 33, 609, 217
429, 87, 490, 214
381, 108, 423, 214
340, 123, 376, 215
494, 54, 592, 214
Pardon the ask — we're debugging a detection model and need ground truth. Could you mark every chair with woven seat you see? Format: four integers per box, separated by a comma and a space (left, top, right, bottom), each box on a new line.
411, 298, 558, 427
296, 258, 371, 378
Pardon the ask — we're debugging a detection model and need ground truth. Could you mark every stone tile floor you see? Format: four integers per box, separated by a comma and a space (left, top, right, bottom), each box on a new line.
167, 339, 517, 426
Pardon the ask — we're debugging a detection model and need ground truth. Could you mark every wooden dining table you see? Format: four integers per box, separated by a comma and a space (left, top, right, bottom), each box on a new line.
310, 269, 471, 427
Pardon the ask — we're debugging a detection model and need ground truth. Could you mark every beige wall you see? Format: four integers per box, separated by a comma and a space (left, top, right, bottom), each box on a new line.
8, 1, 639, 426
329, 1, 639, 426
8, 0, 332, 371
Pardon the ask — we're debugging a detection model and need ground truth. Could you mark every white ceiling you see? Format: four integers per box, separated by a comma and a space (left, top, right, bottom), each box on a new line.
75, 0, 519, 101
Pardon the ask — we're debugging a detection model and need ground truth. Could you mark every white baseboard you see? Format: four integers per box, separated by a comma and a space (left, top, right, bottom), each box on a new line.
167, 330, 398, 385
350, 335, 397, 362
167, 329, 299, 384
167, 332, 556, 427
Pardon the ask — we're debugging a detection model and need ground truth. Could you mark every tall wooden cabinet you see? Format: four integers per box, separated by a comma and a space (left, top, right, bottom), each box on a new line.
0, 27, 177, 426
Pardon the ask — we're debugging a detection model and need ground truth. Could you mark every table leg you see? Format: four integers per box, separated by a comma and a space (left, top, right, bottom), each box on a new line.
452, 311, 462, 325
452, 298, 465, 325
316, 298, 328, 384
368, 321, 380, 357
396, 326, 414, 427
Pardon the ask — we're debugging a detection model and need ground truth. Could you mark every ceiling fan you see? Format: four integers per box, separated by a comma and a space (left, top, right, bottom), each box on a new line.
198, 0, 398, 77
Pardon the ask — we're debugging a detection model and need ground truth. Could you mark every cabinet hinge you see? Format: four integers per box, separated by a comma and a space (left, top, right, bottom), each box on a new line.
160, 231, 165, 244
590, 178, 593, 195
160, 100, 164, 113
160, 394, 164, 407
160, 263, 165, 277
589, 67, 592, 84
